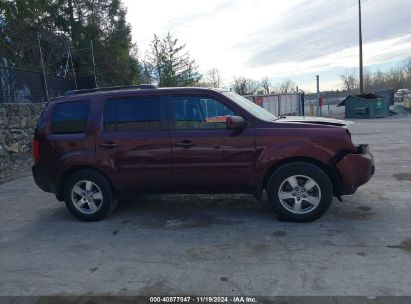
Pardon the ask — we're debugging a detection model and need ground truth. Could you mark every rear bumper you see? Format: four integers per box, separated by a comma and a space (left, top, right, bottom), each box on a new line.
335, 144, 375, 195
32, 164, 53, 193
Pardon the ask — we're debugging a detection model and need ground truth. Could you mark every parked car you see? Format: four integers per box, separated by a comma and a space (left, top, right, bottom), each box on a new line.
394, 89, 411, 102
32, 86, 374, 222
404, 94, 411, 108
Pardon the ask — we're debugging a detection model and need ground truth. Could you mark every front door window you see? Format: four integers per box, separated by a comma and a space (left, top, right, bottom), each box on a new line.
172, 96, 235, 130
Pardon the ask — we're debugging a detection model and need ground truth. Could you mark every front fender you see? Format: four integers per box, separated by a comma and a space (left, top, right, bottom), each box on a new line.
254, 138, 336, 185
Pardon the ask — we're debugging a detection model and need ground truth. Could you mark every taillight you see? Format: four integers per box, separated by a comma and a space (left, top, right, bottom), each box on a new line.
33, 139, 40, 164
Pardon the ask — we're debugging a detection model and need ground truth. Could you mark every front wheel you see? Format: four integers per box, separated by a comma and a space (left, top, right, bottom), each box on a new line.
63, 169, 116, 221
266, 162, 333, 222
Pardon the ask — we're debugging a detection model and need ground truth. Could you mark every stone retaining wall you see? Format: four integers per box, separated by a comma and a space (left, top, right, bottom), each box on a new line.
0, 103, 46, 183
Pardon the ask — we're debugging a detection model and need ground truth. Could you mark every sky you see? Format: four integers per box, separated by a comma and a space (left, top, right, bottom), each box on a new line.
123, 0, 411, 92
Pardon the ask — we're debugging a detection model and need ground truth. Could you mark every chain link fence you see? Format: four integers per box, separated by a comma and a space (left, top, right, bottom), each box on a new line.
304, 92, 347, 118
0, 66, 75, 103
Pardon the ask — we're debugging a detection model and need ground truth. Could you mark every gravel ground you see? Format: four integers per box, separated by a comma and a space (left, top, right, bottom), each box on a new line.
0, 116, 411, 299
0, 155, 32, 185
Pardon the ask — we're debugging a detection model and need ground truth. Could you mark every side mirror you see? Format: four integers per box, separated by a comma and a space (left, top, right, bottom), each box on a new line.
226, 116, 247, 130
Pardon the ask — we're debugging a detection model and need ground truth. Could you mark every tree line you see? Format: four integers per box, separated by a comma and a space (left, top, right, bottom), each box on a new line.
0, 0, 299, 93
0, 0, 201, 88
231, 77, 298, 95
2, 1, 409, 94
341, 58, 411, 93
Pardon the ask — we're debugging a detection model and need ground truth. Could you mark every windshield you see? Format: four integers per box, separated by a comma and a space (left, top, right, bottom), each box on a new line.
222, 91, 278, 121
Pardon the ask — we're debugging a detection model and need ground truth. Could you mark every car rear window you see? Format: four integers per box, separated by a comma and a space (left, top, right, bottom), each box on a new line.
104, 96, 161, 131
50, 100, 90, 134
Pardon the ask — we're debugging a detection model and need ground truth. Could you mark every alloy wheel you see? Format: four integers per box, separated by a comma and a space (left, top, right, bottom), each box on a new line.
71, 180, 103, 214
277, 175, 321, 214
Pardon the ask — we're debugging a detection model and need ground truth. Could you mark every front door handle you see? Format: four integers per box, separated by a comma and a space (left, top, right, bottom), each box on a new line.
175, 140, 195, 148
99, 142, 118, 149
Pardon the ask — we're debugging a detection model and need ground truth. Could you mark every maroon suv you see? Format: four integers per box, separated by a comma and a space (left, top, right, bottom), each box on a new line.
32, 86, 374, 222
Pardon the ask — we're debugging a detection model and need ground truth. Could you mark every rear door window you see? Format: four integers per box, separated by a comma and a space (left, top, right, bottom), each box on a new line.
104, 96, 162, 132
50, 100, 90, 134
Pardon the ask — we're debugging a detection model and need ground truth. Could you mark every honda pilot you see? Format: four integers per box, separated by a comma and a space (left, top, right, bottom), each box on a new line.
32, 86, 374, 222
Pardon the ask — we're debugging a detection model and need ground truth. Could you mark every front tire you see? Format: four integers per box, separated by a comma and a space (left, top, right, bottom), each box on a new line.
266, 162, 333, 222
63, 169, 116, 221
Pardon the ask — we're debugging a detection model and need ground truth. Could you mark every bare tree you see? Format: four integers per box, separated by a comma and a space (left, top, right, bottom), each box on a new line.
260, 77, 271, 94
340, 59, 411, 93
207, 68, 223, 88
278, 79, 296, 93
200, 68, 223, 88
340, 70, 359, 93
232, 76, 259, 95
363, 68, 372, 92
404, 57, 411, 88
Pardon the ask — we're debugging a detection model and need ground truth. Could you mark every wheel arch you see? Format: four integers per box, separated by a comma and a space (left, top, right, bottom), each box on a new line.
55, 165, 115, 201
262, 156, 342, 196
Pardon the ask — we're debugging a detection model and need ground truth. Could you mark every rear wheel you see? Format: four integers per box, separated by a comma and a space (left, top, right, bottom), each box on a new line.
63, 170, 116, 221
266, 162, 333, 222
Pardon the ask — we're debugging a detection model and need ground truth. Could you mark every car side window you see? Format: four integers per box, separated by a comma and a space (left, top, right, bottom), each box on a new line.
104, 96, 162, 132
50, 100, 90, 134
172, 96, 235, 130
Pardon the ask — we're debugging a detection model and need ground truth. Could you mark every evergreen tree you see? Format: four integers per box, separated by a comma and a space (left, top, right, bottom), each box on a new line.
0, 0, 142, 87
147, 32, 201, 87
0, 0, 68, 74
53, 0, 140, 87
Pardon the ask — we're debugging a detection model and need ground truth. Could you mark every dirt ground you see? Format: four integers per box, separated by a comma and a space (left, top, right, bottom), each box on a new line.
0, 116, 411, 298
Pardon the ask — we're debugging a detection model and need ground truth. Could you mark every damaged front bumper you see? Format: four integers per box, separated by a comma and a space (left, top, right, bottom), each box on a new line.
335, 144, 375, 195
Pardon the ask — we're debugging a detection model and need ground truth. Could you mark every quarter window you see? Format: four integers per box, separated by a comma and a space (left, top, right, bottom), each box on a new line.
172, 96, 234, 129
50, 100, 90, 134
104, 96, 161, 131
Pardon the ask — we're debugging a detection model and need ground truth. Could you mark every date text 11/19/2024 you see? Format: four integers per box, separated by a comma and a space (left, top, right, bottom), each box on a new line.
150, 296, 258, 303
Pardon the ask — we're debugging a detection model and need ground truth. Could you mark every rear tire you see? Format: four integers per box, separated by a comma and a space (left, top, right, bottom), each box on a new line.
63, 169, 116, 221
266, 162, 333, 222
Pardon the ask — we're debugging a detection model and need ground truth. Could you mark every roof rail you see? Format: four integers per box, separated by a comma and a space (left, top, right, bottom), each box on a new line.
64, 84, 158, 96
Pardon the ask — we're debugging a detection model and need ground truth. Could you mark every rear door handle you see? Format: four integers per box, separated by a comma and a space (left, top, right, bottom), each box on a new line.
175, 140, 195, 148
99, 142, 118, 149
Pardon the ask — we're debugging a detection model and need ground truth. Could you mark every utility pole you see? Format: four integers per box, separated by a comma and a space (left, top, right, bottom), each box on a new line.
296, 85, 302, 116
408, 62, 411, 89
91, 40, 98, 88
358, 0, 364, 94
37, 31, 49, 102
316, 75, 321, 116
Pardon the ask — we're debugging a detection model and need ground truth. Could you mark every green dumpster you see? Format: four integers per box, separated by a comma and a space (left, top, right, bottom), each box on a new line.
337, 93, 389, 119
